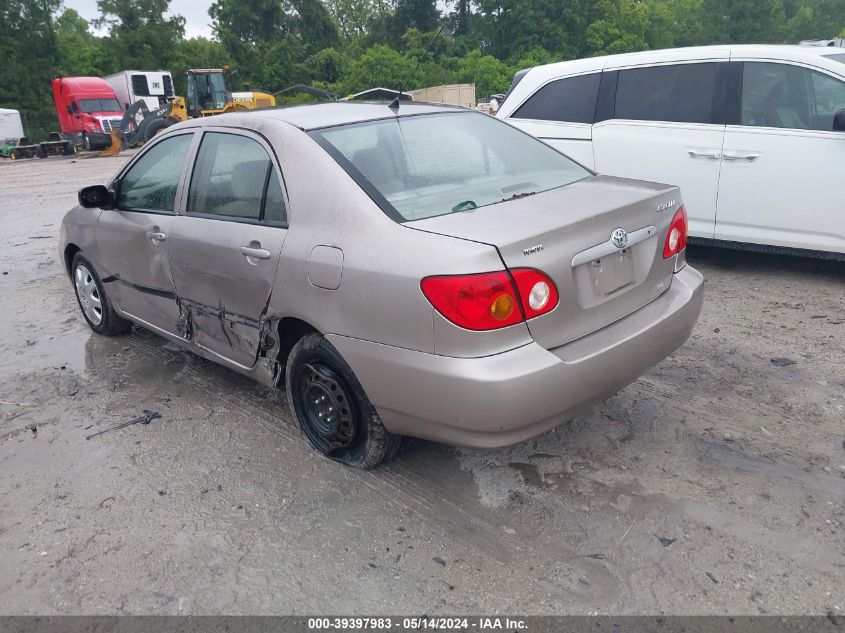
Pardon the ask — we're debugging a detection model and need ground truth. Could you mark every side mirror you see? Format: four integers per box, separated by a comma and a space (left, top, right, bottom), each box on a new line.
834, 108, 845, 132
78, 185, 115, 209
66, 105, 73, 115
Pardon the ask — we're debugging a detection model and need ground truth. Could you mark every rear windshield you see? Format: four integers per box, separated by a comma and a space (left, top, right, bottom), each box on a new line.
312, 111, 590, 221
79, 98, 122, 113
829, 53, 845, 65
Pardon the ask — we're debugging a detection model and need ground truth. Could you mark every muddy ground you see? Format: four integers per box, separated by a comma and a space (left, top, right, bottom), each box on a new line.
0, 153, 843, 616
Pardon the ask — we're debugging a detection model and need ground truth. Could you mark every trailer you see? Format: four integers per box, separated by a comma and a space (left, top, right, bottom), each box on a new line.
0, 108, 24, 140
104, 70, 175, 112
37, 132, 77, 158
1, 133, 77, 160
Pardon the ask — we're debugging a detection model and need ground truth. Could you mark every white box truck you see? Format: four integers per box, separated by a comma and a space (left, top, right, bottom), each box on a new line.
104, 70, 175, 111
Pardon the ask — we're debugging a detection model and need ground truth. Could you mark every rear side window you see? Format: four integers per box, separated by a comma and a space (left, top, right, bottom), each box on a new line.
512, 73, 600, 123
117, 134, 192, 212
188, 132, 285, 223
740, 62, 845, 131
615, 63, 719, 124
263, 171, 287, 224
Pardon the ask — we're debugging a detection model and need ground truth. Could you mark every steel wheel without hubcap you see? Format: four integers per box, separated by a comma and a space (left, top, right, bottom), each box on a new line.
74, 263, 103, 326
294, 362, 356, 454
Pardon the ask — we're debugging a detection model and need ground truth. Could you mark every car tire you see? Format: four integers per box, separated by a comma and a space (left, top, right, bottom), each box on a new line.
9, 149, 17, 160
286, 333, 402, 469
70, 252, 131, 336
82, 132, 91, 151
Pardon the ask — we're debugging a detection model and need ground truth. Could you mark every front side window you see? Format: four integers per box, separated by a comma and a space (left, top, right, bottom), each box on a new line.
79, 98, 122, 113
314, 112, 590, 222
117, 134, 193, 212
511, 73, 601, 124
741, 62, 845, 131
615, 63, 719, 124
188, 132, 285, 223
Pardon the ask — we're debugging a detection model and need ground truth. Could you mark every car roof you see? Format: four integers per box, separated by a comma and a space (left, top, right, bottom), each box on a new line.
234, 101, 469, 132
519, 44, 843, 78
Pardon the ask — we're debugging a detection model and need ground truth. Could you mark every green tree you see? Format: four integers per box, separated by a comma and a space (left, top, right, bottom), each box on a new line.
303, 47, 349, 84
345, 44, 414, 92
393, 0, 440, 35
95, 0, 186, 69
783, 0, 845, 41
584, 0, 650, 56
291, 0, 340, 54
666, 0, 705, 47
453, 49, 511, 99
324, 0, 391, 40
210, 0, 292, 82
54, 9, 110, 77
0, 0, 62, 139
700, 0, 786, 43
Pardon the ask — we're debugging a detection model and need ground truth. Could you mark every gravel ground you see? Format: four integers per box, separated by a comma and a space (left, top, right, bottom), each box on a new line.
0, 153, 843, 616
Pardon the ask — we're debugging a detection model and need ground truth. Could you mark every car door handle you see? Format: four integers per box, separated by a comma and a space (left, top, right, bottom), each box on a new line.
146, 231, 166, 242
240, 246, 271, 260
722, 151, 761, 162
687, 149, 722, 160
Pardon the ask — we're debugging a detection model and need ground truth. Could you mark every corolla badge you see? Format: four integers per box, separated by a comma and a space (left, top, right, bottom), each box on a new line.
610, 228, 629, 250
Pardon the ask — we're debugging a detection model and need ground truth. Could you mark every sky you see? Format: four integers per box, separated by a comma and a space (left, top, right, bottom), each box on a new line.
63, 0, 216, 39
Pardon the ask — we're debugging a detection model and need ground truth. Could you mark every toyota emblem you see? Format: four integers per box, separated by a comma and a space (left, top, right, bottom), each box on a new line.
611, 228, 629, 250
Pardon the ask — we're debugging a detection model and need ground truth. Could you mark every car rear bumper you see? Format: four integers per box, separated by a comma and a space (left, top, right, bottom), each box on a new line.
327, 265, 704, 449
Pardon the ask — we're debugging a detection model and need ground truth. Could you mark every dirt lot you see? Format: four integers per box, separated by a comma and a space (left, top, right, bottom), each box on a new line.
0, 154, 843, 616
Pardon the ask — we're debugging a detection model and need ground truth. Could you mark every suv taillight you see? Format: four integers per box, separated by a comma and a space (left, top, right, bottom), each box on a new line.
663, 206, 688, 259
421, 269, 557, 331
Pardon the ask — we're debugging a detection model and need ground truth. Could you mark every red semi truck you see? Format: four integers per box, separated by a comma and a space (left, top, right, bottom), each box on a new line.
52, 77, 125, 150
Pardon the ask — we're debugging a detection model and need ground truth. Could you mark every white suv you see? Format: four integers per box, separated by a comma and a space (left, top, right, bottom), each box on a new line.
497, 45, 845, 259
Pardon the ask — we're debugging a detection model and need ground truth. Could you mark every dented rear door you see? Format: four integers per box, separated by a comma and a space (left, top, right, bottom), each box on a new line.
166, 129, 288, 368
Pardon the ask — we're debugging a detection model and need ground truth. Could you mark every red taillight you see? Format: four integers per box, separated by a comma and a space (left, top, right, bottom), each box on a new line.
420, 269, 558, 331
510, 268, 559, 319
663, 206, 688, 259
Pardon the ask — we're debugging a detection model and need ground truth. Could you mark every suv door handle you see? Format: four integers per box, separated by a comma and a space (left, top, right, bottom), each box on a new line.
687, 149, 721, 160
722, 152, 761, 162
146, 230, 166, 243
240, 246, 271, 260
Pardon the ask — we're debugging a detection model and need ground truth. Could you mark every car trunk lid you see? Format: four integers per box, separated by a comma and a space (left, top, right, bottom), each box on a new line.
409, 174, 683, 350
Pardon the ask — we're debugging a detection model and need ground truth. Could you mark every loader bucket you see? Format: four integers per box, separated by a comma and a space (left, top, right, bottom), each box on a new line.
99, 131, 122, 157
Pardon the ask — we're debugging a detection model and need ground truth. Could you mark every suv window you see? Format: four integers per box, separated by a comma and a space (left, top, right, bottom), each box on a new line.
117, 134, 192, 212
615, 63, 719, 124
511, 73, 601, 123
741, 62, 845, 131
188, 132, 284, 222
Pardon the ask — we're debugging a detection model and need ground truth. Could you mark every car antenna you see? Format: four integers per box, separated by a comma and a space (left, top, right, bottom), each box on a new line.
389, 23, 445, 111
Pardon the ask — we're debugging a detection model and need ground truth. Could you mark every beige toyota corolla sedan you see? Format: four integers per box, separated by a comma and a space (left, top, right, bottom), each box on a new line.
61, 102, 703, 468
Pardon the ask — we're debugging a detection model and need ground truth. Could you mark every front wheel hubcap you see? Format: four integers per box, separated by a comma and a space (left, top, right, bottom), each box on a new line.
74, 264, 103, 325
296, 362, 356, 453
